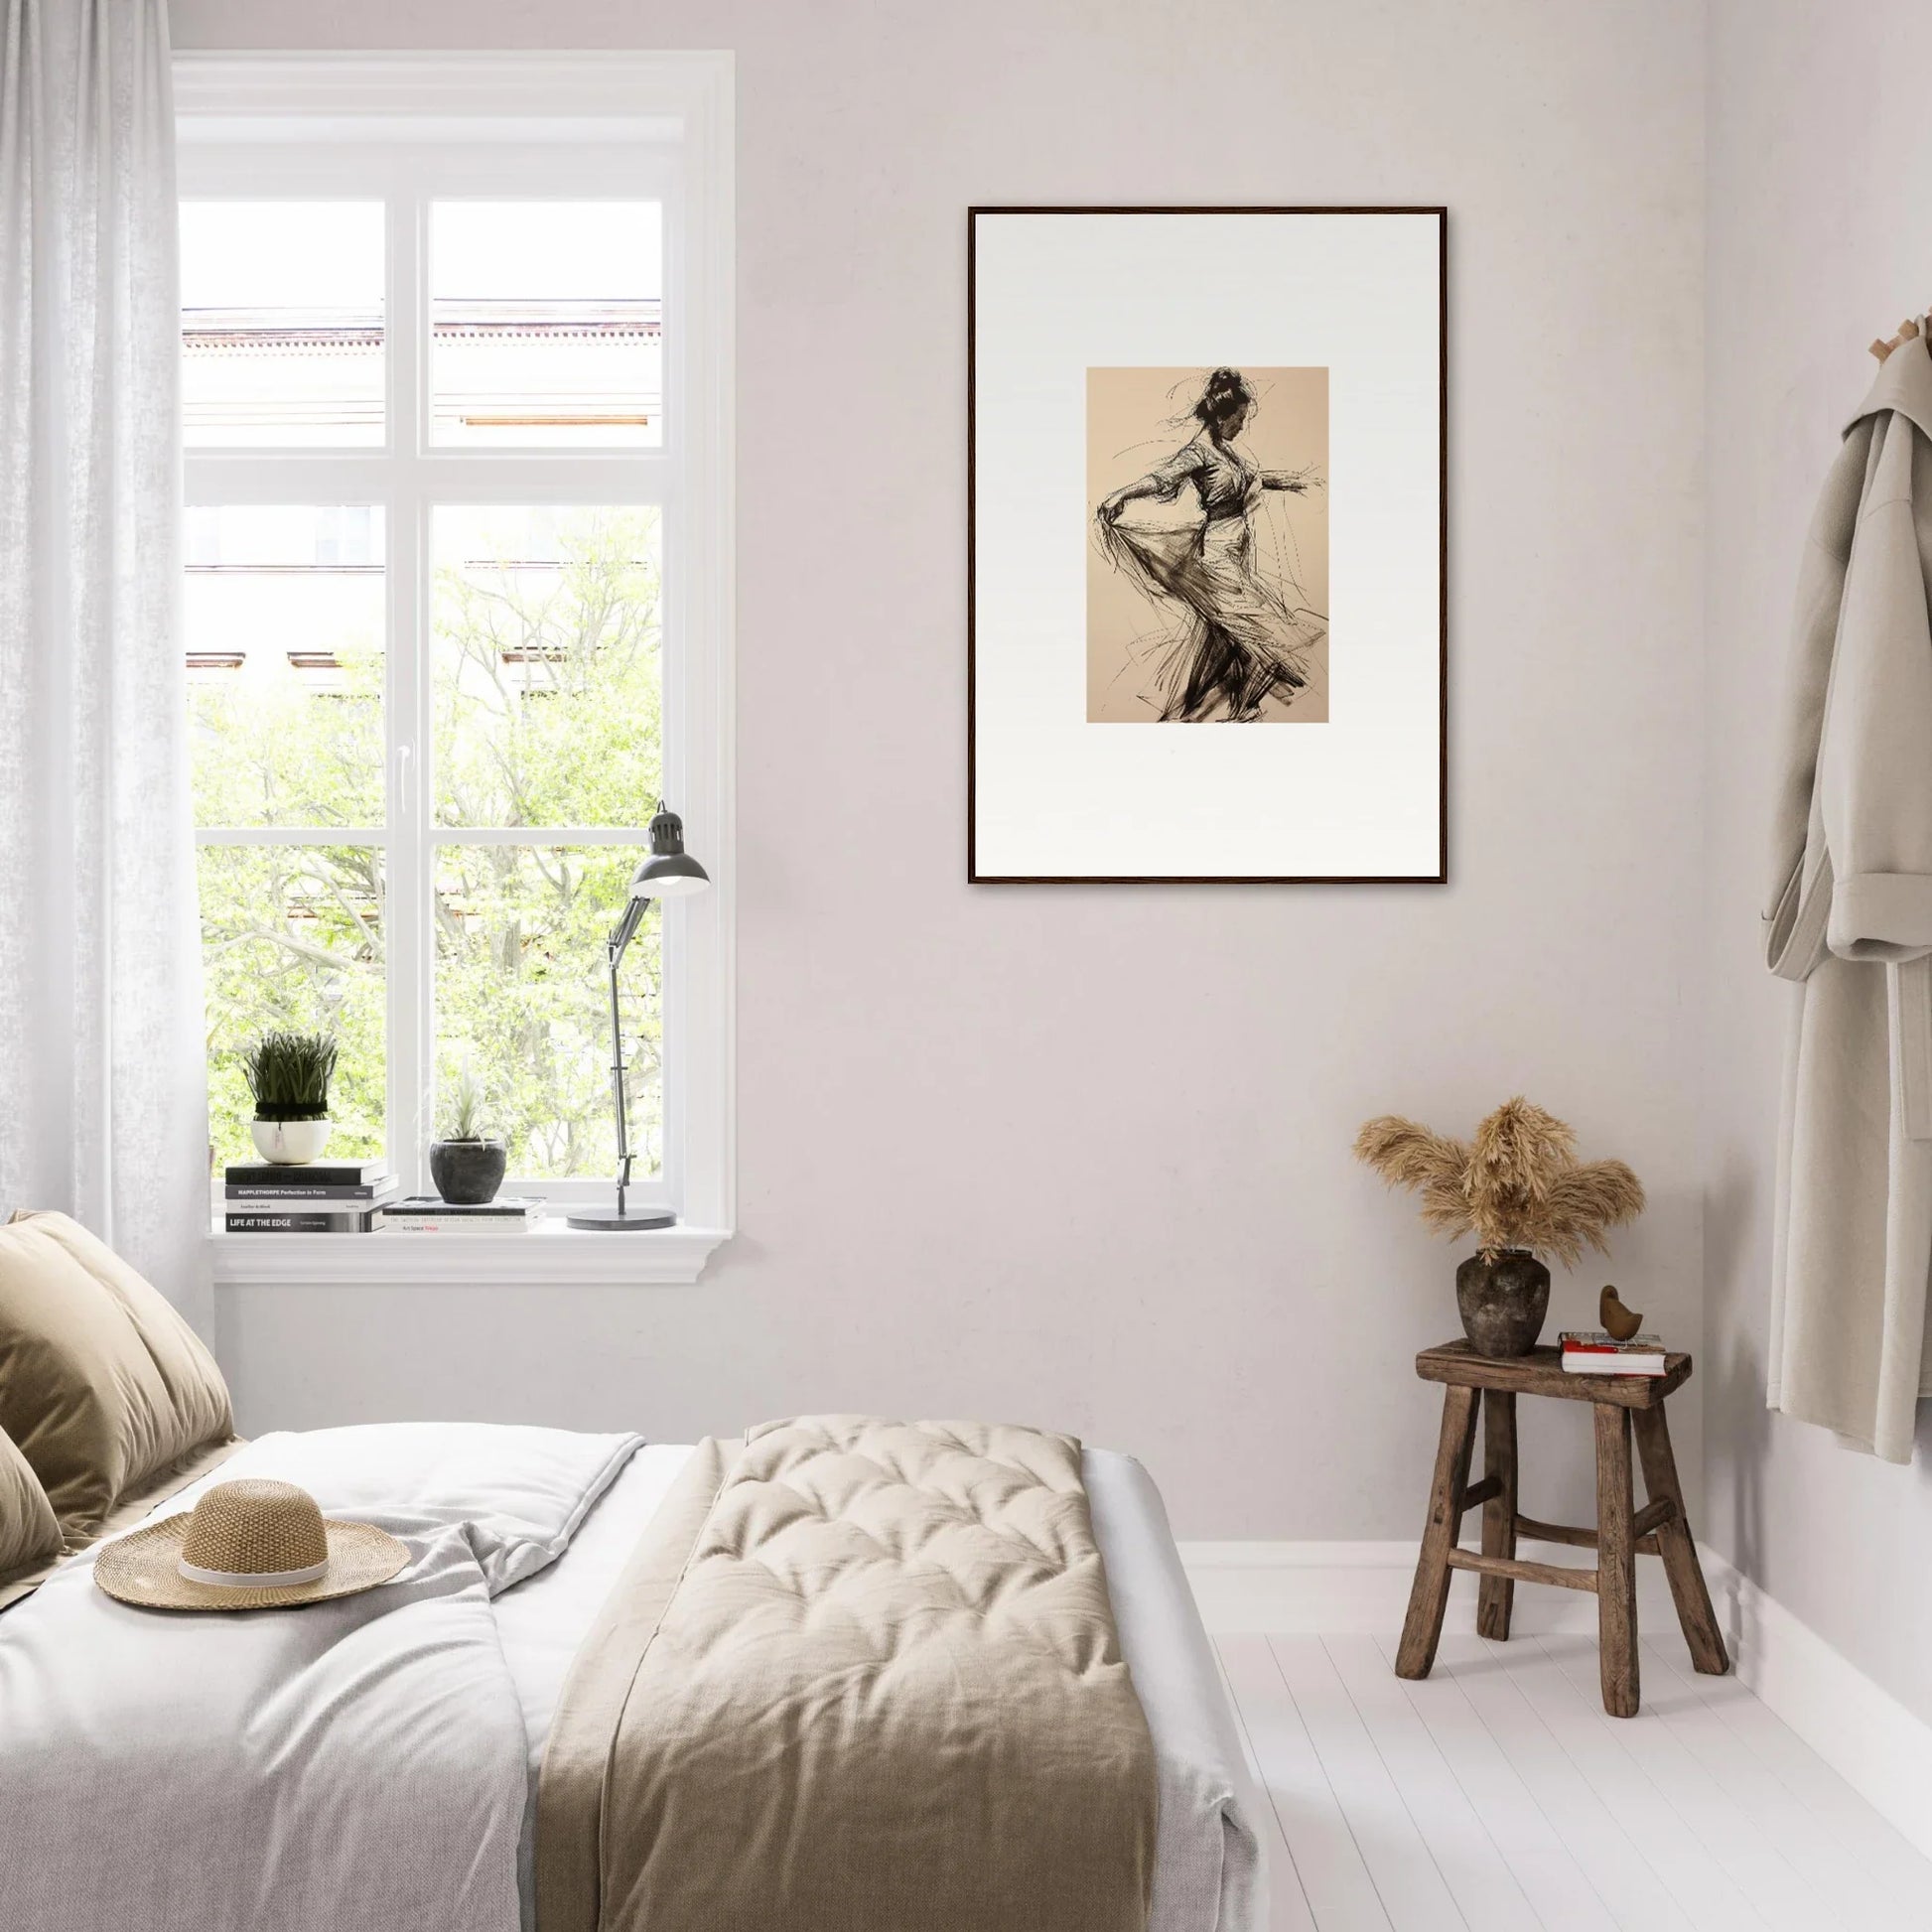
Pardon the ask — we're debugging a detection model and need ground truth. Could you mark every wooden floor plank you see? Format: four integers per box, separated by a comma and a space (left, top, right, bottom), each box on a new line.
1211, 1618, 1932, 1931
1218, 1635, 1388, 1932
1426, 1635, 1701, 1932
1535, 1635, 1829, 1932
1215, 1640, 1273, 1789
1488, 1636, 1765, 1930
1633, 1636, 1914, 1931
1213, 1640, 1318, 1932
1269, 1635, 1468, 1930
1637, 1635, 1932, 1922
1319, 1636, 1542, 1931
1365, 1632, 1620, 1932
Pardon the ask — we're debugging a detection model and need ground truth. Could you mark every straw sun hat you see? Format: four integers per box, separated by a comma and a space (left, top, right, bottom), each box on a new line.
93, 1478, 409, 1610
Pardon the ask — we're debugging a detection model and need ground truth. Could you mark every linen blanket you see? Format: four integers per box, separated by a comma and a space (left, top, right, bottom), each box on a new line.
536, 1415, 1161, 1932
0, 1423, 638, 1932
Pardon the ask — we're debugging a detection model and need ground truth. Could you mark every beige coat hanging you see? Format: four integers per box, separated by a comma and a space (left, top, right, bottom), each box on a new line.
1766, 332, 1932, 1462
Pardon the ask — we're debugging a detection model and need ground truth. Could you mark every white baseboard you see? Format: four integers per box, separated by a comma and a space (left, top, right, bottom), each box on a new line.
1698, 1546, 1932, 1863
1178, 1537, 1679, 1637
1180, 1539, 1932, 1866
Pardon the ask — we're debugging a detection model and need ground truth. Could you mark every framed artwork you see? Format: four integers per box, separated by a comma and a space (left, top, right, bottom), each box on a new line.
968, 207, 1447, 884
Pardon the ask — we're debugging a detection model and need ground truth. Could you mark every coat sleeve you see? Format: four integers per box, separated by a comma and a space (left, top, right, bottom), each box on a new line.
1764, 428, 1864, 979
1820, 418, 1932, 963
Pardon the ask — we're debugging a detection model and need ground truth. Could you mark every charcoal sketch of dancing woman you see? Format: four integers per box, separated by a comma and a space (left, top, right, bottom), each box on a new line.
1095, 368, 1325, 723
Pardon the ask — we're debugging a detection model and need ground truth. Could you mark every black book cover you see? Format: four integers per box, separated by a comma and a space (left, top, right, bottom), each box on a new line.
225, 1181, 396, 1202
383, 1195, 543, 1217
224, 1209, 376, 1233
224, 1160, 390, 1187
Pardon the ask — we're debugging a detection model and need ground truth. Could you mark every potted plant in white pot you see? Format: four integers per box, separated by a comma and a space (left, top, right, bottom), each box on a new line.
428, 1068, 507, 1206
243, 1032, 339, 1166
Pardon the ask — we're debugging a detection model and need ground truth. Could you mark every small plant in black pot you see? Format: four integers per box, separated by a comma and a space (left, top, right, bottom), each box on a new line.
243, 1031, 339, 1166
429, 1069, 507, 1205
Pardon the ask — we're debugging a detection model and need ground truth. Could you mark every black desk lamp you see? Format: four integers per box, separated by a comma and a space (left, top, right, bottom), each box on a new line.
567, 803, 709, 1231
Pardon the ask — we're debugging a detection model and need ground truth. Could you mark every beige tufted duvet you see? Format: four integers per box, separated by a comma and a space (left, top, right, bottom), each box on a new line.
536, 1416, 1161, 1932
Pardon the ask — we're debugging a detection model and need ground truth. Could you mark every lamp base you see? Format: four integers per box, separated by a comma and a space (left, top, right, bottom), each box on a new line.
566, 1205, 677, 1232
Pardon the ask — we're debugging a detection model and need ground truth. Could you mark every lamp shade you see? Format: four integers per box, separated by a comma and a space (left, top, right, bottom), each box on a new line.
629, 802, 710, 900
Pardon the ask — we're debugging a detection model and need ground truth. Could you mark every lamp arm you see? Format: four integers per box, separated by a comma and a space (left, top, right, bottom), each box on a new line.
605, 892, 659, 1215
609, 894, 648, 962
606, 933, 632, 1214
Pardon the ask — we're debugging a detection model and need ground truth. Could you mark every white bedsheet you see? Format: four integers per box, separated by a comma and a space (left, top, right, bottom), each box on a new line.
0, 1424, 640, 1932
492, 1444, 1265, 1932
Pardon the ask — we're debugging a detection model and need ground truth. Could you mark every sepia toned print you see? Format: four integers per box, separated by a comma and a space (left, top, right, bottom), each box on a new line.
1088, 365, 1327, 723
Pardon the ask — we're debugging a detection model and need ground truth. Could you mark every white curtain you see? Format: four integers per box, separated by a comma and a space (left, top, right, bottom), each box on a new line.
0, 0, 209, 1329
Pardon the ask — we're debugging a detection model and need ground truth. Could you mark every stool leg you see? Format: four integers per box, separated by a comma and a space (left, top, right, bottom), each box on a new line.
1632, 1405, 1729, 1676
1476, 1389, 1518, 1640
1397, 1384, 1478, 1680
1593, 1402, 1640, 1718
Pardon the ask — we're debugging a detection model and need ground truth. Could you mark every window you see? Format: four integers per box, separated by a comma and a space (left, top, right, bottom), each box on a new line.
176, 56, 735, 1277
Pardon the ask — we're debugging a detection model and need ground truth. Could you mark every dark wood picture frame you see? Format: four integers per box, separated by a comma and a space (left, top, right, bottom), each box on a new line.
967, 206, 1449, 885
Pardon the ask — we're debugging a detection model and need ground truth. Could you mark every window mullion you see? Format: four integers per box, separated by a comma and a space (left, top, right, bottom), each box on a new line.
433, 826, 648, 846
385, 175, 429, 1197
195, 828, 390, 845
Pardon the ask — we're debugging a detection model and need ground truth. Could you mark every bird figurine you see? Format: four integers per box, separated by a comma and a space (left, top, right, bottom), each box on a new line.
1599, 1285, 1643, 1341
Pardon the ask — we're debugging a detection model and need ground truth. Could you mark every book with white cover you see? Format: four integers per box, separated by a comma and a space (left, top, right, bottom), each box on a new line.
1559, 1327, 1667, 1373
376, 1217, 537, 1235
1559, 1328, 1665, 1352
376, 1195, 547, 1234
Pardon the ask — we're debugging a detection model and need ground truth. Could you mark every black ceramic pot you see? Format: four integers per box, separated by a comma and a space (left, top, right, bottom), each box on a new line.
1454, 1249, 1551, 1357
428, 1139, 507, 1206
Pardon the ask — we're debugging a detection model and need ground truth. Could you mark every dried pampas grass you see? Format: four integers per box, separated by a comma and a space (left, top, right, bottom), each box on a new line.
1353, 1096, 1644, 1265
1351, 1116, 1473, 1239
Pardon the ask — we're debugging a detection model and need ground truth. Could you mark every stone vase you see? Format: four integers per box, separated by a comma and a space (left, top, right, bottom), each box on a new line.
428, 1139, 507, 1206
1454, 1248, 1551, 1358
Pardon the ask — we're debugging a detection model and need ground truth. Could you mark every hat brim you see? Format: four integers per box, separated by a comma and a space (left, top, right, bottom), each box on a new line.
93, 1515, 410, 1611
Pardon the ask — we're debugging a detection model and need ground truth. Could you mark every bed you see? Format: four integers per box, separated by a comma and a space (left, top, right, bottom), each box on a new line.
0, 1420, 1265, 1932
0, 1206, 1262, 1932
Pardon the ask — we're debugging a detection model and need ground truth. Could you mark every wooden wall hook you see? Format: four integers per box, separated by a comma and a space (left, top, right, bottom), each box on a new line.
1871, 314, 1927, 362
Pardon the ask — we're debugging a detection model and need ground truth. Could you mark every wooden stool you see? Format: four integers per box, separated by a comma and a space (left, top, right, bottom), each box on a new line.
1394, 1339, 1727, 1718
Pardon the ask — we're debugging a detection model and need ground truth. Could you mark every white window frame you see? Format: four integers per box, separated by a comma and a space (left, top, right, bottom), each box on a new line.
178, 55, 735, 1286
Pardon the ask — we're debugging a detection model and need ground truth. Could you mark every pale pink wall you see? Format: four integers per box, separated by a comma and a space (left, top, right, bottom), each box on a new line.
1704, 0, 1932, 1725
179, 0, 1706, 1538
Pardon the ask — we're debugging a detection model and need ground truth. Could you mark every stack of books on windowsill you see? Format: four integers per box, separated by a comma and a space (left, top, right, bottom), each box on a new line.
222, 1160, 398, 1233
1559, 1330, 1669, 1376
376, 1196, 547, 1235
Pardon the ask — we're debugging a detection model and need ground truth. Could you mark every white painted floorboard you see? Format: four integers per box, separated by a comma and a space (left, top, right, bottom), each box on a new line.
1214, 1630, 1932, 1932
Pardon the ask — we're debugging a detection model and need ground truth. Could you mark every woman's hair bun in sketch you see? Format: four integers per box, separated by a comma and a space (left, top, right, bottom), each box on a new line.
1193, 367, 1254, 427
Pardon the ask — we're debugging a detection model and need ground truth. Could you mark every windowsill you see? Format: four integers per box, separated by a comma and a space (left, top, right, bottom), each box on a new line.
208, 1220, 731, 1286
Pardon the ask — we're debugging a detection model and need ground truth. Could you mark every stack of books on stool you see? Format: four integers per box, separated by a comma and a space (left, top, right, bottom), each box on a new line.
1559, 1329, 1668, 1377
376, 1196, 546, 1235
223, 1159, 397, 1233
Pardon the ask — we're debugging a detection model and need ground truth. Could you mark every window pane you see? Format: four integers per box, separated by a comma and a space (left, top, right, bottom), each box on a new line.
187, 506, 385, 829
430, 203, 661, 447
432, 506, 661, 828
434, 845, 657, 1179
199, 845, 386, 1167
181, 203, 384, 446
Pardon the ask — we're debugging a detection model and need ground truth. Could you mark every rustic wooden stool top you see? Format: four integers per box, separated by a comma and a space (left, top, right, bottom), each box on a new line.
1395, 1340, 1728, 1717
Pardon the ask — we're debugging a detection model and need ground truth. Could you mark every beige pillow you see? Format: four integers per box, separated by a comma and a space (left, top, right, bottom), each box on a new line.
0, 1211, 233, 1536
0, 1422, 62, 1585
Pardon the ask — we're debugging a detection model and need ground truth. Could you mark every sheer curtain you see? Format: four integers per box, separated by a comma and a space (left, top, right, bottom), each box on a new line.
0, 0, 209, 1329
